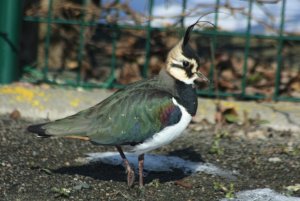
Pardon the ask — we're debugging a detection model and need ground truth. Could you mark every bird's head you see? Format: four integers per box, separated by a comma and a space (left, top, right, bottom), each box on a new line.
166, 20, 208, 85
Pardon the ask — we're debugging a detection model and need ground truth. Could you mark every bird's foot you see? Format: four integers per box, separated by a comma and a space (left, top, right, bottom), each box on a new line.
138, 185, 146, 197
139, 184, 145, 190
126, 167, 135, 187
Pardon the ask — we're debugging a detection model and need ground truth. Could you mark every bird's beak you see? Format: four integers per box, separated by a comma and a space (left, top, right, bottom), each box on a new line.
195, 71, 209, 83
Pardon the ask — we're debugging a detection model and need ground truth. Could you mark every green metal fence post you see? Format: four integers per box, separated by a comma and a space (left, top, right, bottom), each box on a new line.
43, 0, 53, 80
180, 0, 187, 36
274, 0, 286, 101
106, 0, 120, 88
208, 0, 220, 93
76, 0, 88, 85
0, 1, 22, 84
241, 0, 253, 97
143, 0, 154, 78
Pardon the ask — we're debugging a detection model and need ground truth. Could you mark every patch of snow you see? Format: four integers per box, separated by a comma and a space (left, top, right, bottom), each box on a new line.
220, 188, 300, 201
86, 152, 237, 180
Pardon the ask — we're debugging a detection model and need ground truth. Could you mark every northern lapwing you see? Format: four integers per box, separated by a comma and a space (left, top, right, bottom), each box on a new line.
27, 19, 208, 187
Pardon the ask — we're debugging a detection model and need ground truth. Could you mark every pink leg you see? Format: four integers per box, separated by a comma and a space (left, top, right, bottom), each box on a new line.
138, 154, 144, 187
116, 146, 135, 187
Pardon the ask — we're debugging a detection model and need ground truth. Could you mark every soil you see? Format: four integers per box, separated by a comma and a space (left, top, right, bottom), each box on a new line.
1, 115, 300, 201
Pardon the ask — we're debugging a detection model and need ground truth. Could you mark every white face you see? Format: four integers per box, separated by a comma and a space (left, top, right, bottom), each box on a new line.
168, 58, 199, 84
166, 41, 203, 85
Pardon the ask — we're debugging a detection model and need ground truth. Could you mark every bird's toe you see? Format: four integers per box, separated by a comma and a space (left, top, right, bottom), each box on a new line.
127, 169, 135, 187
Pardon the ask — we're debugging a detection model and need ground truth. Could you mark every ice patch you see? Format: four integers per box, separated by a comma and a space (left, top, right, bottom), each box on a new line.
86, 152, 237, 180
220, 188, 300, 201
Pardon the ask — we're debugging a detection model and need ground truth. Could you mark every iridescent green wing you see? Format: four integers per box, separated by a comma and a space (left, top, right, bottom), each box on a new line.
87, 88, 182, 145
33, 79, 182, 145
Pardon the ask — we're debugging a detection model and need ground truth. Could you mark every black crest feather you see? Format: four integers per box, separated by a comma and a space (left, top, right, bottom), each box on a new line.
182, 14, 216, 47
182, 15, 216, 60
182, 21, 198, 47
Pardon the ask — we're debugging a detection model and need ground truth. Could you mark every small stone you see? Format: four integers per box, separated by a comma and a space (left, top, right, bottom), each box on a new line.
10, 109, 21, 120
285, 184, 300, 192
268, 157, 282, 163
190, 125, 204, 131
73, 182, 90, 190
74, 157, 88, 164
247, 130, 267, 140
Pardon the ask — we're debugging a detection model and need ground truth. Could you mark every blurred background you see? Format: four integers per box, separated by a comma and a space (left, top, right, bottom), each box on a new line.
0, 0, 299, 102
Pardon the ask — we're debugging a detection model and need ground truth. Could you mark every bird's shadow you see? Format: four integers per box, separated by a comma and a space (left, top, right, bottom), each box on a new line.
167, 147, 205, 162
53, 148, 204, 184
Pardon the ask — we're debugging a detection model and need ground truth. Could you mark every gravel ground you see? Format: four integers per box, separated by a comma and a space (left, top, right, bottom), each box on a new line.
1, 115, 300, 201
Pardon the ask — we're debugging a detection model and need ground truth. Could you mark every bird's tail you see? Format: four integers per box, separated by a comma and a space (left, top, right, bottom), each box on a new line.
27, 123, 52, 137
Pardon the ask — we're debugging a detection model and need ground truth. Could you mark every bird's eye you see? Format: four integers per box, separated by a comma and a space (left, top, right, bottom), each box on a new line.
182, 61, 189, 67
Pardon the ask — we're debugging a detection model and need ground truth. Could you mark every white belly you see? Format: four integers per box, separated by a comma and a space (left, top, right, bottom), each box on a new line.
130, 98, 192, 155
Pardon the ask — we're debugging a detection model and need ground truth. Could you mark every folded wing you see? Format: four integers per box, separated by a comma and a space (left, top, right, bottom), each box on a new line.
28, 85, 182, 146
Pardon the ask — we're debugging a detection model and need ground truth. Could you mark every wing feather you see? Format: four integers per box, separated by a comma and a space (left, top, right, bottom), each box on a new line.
28, 79, 182, 145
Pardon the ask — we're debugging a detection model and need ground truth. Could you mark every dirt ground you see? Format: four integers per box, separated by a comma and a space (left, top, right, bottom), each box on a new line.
1, 115, 300, 201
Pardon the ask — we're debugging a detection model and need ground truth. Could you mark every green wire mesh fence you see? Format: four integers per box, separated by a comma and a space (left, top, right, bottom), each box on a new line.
17, 0, 300, 101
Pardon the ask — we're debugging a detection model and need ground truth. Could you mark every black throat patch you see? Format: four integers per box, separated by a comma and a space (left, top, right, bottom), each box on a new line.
175, 80, 198, 116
